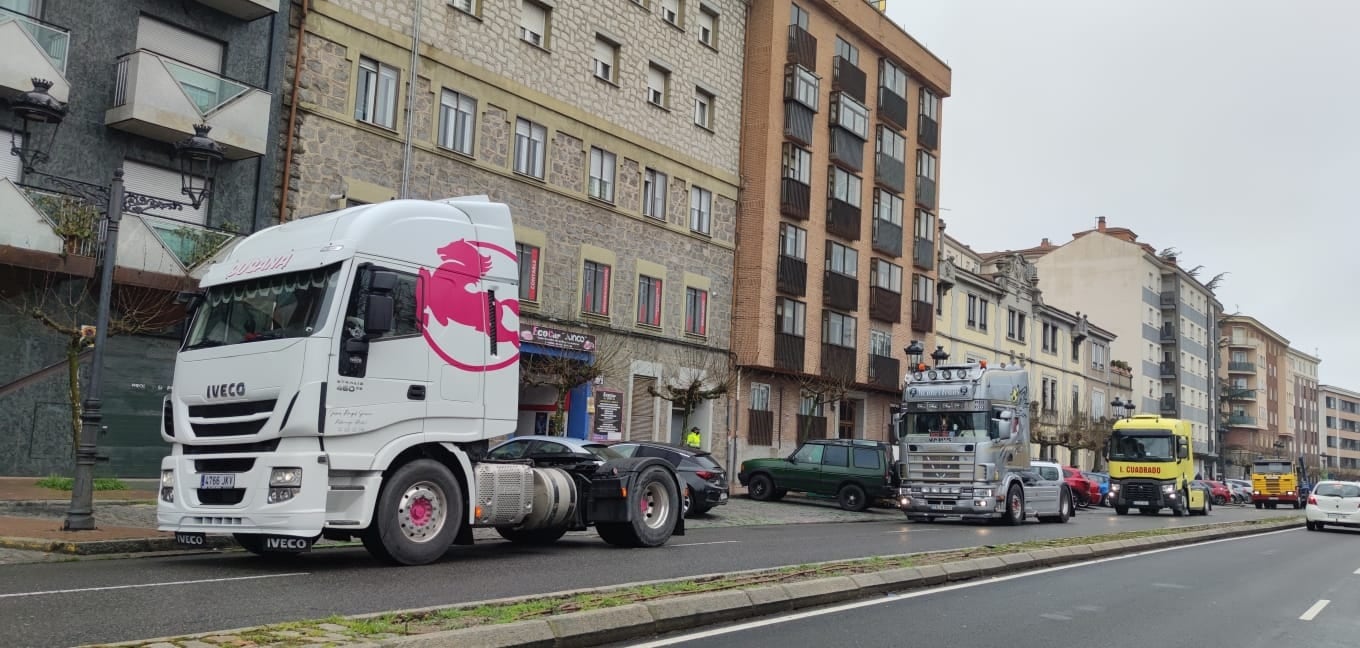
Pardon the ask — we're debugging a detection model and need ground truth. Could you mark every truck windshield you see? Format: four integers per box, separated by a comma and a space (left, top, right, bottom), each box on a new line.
183, 264, 343, 350
1107, 431, 1175, 462
903, 411, 995, 440
1252, 461, 1291, 474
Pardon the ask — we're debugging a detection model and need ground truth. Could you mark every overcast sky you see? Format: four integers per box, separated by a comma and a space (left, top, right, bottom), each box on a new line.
887, 0, 1360, 389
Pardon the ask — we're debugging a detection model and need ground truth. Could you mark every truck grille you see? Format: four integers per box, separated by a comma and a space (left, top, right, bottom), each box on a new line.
1122, 483, 1160, 501
902, 451, 975, 482
188, 399, 277, 438
197, 488, 246, 505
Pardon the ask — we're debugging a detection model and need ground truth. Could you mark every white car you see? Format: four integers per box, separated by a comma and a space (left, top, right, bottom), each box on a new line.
1304, 480, 1360, 531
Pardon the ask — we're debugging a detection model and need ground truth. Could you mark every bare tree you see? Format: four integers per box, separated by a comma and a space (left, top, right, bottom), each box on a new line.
1062, 408, 1111, 471
647, 347, 735, 437
519, 336, 631, 436
793, 370, 853, 442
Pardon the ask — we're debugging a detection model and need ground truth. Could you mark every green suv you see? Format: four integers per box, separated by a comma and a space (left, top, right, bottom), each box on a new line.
737, 439, 898, 511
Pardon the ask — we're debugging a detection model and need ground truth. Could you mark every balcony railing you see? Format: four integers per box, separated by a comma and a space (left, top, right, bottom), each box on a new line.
869, 286, 901, 323
0, 8, 71, 101
826, 198, 861, 240
1228, 361, 1255, 373
774, 332, 805, 372
784, 101, 815, 146
832, 56, 867, 104
1228, 414, 1257, 426
1160, 361, 1177, 377
869, 354, 900, 389
918, 115, 939, 150
871, 218, 902, 257
796, 414, 827, 442
1159, 291, 1176, 307
777, 254, 806, 297
821, 343, 857, 383
787, 24, 817, 69
912, 237, 934, 271
1160, 396, 1177, 413
1160, 326, 1176, 342
780, 178, 810, 220
830, 128, 864, 171
911, 300, 934, 332
1111, 373, 1133, 390
192, 0, 280, 21
823, 271, 858, 311
1227, 387, 1257, 401
1227, 338, 1258, 349
875, 153, 906, 194
915, 176, 936, 208
747, 410, 774, 446
879, 86, 908, 130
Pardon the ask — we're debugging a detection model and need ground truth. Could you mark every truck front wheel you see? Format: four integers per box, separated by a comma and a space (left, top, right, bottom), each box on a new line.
364, 459, 463, 566
1003, 484, 1024, 526
597, 464, 679, 548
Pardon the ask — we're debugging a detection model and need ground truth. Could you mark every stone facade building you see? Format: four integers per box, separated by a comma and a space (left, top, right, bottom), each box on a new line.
281, 0, 743, 458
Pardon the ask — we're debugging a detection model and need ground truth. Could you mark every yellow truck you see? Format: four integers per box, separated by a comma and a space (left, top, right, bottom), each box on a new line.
1250, 459, 1304, 509
1104, 414, 1209, 516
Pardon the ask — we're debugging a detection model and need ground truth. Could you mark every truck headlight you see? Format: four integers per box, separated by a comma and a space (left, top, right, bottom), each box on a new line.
160, 469, 174, 503
976, 488, 993, 499
1110, 483, 1120, 492
270, 467, 303, 487
1161, 483, 1175, 493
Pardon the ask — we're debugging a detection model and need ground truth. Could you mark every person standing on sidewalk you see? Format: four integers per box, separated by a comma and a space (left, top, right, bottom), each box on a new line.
685, 426, 702, 449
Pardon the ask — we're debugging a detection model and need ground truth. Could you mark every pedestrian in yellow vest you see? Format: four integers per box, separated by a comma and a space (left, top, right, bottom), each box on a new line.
685, 426, 701, 449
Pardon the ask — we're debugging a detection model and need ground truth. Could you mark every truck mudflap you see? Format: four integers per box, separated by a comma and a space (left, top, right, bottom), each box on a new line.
587, 457, 685, 538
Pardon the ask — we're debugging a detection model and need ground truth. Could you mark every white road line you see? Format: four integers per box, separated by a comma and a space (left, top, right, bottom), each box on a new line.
0, 573, 308, 599
1300, 599, 1330, 621
1353, 567, 1360, 575
624, 528, 1300, 647
669, 540, 740, 547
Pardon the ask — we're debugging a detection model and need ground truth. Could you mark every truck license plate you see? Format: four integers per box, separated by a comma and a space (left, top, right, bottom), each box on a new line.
199, 473, 236, 489
1268, 497, 1278, 500
1132, 500, 1150, 506
930, 504, 954, 511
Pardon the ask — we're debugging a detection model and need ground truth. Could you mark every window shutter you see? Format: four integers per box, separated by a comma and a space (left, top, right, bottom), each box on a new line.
520, 2, 546, 37
136, 16, 223, 72
0, 129, 19, 182
121, 160, 209, 225
629, 376, 656, 441
593, 38, 613, 65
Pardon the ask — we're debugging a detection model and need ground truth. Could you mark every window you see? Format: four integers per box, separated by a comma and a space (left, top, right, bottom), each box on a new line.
685, 287, 708, 336
1092, 343, 1106, 368
790, 3, 808, 29
355, 57, 399, 128
751, 383, 771, 411
823, 311, 856, 348
661, 0, 681, 25
915, 209, 935, 240
1042, 322, 1058, 353
1008, 308, 1027, 342
513, 118, 546, 178
646, 64, 669, 107
438, 89, 476, 156
829, 167, 862, 207
582, 260, 611, 316
834, 36, 859, 65
777, 297, 806, 336
874, 189, 903, 226
917, 150, 938, 180
780, 223, 807, 260
912, 274, 934, 305
783, 143, 812, 184
831, 93, 869, 139
344, 269, 419, 340
697, 5, 717, 47
589, 147, 616, 202
978, 298, 989, 331
826, 241, 858, 277
450, 0, 477, 15
515, 242, 540, 301
880, 58, 906, 96
870, 259, 902, 292
785, 64, 819, 110
0, 128, 19, 182
920, 87, 939, 119
870, 329, 892, 356
822, 445, 849, 467
967, 294, 978, 327
877, 125, 906, 164
637, 275, 662, 326
520, 1, 550, 47
1072, 338, 1081, 363
853, 447, 880, 469
593, 36, 618, 83
693, 88, 714, 129
792, 441, 822, 462
643, 169, 668, 219
689, 186, 712, 234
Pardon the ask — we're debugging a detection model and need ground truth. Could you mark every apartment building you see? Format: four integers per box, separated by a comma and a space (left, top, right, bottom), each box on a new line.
1218, 316, 1289, 476
1285, 348, 1322, 475
937, 232, 1128, 469
988, 217, 1224, 477
280, 0, 743, 456
1321, 385, 1360, 478
0, 0, 287, 476
730, 0, 950, 457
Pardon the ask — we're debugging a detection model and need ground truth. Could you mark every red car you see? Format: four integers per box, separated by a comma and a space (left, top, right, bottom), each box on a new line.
1203, 480, 1232, 505
1062, 467, 1097, 506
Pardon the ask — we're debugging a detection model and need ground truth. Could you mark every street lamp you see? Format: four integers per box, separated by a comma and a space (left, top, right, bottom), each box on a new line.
930, 345, 950, 367
905, 340, 925, 371
8, 78, 224, 531
1111, 397, 1137, 420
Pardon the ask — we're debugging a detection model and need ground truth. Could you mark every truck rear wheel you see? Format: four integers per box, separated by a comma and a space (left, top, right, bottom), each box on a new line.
597, 465, 679, 548
364, 459, 463, 566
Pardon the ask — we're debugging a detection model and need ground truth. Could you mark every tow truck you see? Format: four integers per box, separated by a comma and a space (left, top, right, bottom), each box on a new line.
157, 197, 685, 565
1105, 414, 1208, 516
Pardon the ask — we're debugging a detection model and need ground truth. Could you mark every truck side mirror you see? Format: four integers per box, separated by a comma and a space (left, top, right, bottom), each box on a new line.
364, 294, 395, 335
889, 414, 902, 443
1177, 438, 1189, 460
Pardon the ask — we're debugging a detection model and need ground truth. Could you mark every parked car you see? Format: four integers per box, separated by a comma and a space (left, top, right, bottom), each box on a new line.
1203, 480, 1233, 505
609, 441, 729, 517
1305, 480, 1360, 531
486, 434, 623, 466
738, 439, 897, 512
1062, 466, 1097, 507
1083, 471, 1111, 506
1225, 479, 1253, 503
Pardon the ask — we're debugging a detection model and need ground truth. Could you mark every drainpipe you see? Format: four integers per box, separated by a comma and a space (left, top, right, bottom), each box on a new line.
278, 0, 310, 223
399, 0, 422, 198
252, 7, 282, 232
728, 362, 740, 480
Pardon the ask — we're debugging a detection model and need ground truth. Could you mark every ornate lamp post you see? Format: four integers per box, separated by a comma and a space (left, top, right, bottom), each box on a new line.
9, 78, 224, 531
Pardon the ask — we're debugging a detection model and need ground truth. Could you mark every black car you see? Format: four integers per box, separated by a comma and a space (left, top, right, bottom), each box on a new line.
610, 441, 729, 517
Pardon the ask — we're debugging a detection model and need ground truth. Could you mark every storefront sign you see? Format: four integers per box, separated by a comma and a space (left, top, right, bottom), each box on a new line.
591, 389, 623, 441
520, 325, 597, 352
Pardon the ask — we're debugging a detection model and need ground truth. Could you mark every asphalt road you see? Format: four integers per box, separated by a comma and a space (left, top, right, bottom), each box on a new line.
0, 504, 1283, 647
627, 521, 1357, 648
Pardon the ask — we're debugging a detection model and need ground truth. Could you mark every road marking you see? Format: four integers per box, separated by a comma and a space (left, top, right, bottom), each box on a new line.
0, 573, 308, 599
1300, 599, 1330, 621
670, 540, 740, 547
1353, 567, 1360, 575
623, 528, 1300, 647
882, 529, 942, 534
1151, 582, 1189, 589
1039, 613, 1072, 621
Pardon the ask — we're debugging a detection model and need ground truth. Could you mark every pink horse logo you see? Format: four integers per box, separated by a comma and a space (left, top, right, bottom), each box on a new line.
416, 238, 520, 372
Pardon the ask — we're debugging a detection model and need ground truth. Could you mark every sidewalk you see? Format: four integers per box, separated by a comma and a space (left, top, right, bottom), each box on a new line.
0, 477, 203, 557
0, 476, 158, 502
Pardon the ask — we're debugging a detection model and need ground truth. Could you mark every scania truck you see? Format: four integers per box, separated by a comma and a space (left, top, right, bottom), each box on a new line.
894, 357, 1073, 525
1250, 458, 1305, 509
157, 197, 685, 565
1105, 414, 1208, 516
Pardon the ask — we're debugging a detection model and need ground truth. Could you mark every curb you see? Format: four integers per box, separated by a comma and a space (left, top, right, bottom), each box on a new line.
0, 534, 237, 555
95, 518, 1301, 648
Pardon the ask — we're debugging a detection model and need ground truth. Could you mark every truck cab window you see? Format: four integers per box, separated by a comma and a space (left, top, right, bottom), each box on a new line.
341, 268, 420, 343
183, 265, 342, 350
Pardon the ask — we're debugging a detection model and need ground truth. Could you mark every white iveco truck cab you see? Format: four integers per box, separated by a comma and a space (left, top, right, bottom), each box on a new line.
157, 197, 684, 565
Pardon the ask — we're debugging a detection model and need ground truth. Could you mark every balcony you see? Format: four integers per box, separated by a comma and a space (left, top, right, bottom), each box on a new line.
875, 153, 906, 194
832, 56, 866, 104
1228, 361, 1255, 373
746, 410, 774, 446
826, 198, 861, 241
786, 24, 817, 69
1227, 387, 1257, 401
796, 413, 827, 442
911, 299, 934, 333
871, 218, 902, 257
1160, 396, 1177, 414
912, 237, 934, 271
106, 50, 271, 160
1227, 338, 1258, 349
869, 354, 900, 389
823, 271, 858, 311
829, 128, 864, 171
777, 254, 806, 296
1111, 372, 1133, 391
869, 286, 901, 323
1228, 414, 1257, 427
918, 115, 939, 150
915, 176, 936, 208
784, 101, 814, 146
1159, 361, 1176, 378
1159, 291, 1176, 307
821, 343, 857, 384
1160, 325, 1176, 342
0, 8, 71, 102
192, 0, 279, 20
878, 86, 908, 130
774, 332, 805, 372
780, 178, 810, 220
